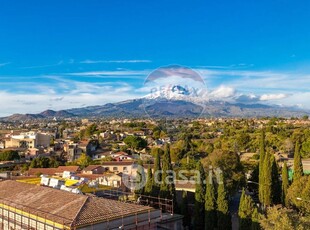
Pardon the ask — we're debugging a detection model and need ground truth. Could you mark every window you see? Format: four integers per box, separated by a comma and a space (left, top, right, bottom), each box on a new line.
113, 167, 118, 171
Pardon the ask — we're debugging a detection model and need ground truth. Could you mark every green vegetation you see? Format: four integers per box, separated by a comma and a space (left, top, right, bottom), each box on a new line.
193, 161, 206, 229
124, 135, 147, 152
0, 150, 20, 161
293, 141, 304, 181
134, 160, 145, 198
287, 175, 310, 213
144, 166, 153, 196
30, 156, 59, 168
181, 190, 191, 229
152, 148, 162, 197
216, 175, 231, 230
4, 117, 310, 230
159, 144, 177, 212
281, 162, 289, 207
205, 170, 216, 230
259, 129, 266, 204
261, 206, 310, 230
76, 153, 92, 169
238, 189, 255, 230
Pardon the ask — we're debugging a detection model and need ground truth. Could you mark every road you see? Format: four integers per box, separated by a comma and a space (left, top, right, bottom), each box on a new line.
230, 192, 241, 230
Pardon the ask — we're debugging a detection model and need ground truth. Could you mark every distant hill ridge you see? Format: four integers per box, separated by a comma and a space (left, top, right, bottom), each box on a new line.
1, 98, 309, 121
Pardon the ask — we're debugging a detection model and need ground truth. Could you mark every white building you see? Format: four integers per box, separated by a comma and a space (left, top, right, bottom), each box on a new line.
5, 132, 50, 148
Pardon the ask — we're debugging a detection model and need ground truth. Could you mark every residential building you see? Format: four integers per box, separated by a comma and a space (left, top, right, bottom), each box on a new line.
4, 132, 50, 149
82, 165, 105, 174
0, 180, 163, 230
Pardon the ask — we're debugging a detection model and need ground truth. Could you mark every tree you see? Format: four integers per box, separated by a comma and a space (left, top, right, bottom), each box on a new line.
194, 161, 206, 229
134, 160, 145, 198
260, 206, 310, 230
281, 162, 289, 207
301, 139, 310, 158
160, 144, 177, 212
84, 124, 97, 138
153, 150, 162, 197
271, 156, 281, 204
203, 149, 245, 194
0, 150, 20, 161
217, 175, 232, 230
30, 157, 58, 168
251, 208, 260, 230
239, 189, 254, 230
160, 144, 171, 198
76, 153, 91, 169
124, 136, 147, 153
205, 171, 216, 230
286, 175, 310, 213
181, 190, 191, 229
293, 141, 303, 181
144, 167, 153, 196
261, 149, 273, 207
259, 129, 266, 204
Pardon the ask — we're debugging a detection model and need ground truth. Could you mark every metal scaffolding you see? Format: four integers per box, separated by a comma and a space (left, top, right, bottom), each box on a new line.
95, 188, 174, 215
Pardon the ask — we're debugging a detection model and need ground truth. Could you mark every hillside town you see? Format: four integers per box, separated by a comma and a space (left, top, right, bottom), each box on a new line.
1, 1, 310, 229
0, 117, 310, 229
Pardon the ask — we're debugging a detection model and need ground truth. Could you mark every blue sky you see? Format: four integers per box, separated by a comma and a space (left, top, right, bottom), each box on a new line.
0, 0, 310, 116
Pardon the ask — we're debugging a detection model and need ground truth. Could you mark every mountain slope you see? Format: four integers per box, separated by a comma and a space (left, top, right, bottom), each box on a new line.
1, 98, 309, 121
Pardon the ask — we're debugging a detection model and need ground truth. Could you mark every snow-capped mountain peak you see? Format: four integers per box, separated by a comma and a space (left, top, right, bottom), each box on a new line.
144, 84, 207, 104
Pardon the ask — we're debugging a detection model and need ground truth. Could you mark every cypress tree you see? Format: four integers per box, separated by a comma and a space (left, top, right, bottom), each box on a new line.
262, 150, 272, 207
217, 175, 232, 230
160, 144, 172, 198
293, 141, 303, 181
281, 162, 289, 207
238, 189, 254, 230
134, 160, 145, 198
251, 207, 260, 230
144, 167, 153, 196
205, 171, 216, 230
271, 155, 281, 204
258, 129, 266, 204
153, 150, 162, 197
160, 144, 177, 212
181, 190, 191, 229
194, 161, 206, 229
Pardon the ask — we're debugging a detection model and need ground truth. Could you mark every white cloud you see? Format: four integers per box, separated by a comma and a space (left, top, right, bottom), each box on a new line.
235, 94, 259, 103
0, 87, 142, 117
80, 60, 152, 64
209, 85, 236, 99
1, 66, 310, 116
260, 93, 288, 101
67, 70, 148, 77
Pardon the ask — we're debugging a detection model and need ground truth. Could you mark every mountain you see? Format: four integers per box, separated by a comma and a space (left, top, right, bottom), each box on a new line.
1, 85, 309, 121
1, 110, 76, 122
40, 110, 75, 118
1, 113, 45, 121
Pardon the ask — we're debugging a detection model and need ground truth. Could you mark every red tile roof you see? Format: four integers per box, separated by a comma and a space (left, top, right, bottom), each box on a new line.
28, 166, 80, 176
83, 165, 103, 172
58, 166, 80, 172
28, 167, 58, 176
0, 180, 156, 227
101, 161, 134, 166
